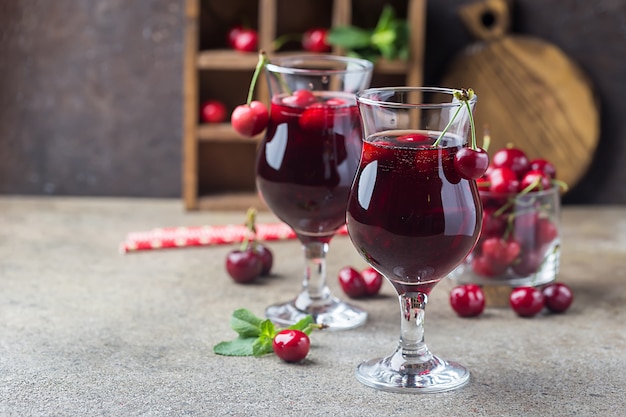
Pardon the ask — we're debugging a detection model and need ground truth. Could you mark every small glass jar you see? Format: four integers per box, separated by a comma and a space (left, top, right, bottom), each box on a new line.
451, 186, 561, 305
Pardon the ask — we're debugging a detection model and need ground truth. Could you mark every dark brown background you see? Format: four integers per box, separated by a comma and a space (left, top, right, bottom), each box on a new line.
1, 0, 624, 204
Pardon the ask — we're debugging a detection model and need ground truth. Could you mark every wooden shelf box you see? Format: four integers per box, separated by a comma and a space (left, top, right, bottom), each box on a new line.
183, 0, 426, 210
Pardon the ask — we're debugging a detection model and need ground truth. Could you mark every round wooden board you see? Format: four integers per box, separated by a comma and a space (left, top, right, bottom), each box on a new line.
440, 35, 600, 191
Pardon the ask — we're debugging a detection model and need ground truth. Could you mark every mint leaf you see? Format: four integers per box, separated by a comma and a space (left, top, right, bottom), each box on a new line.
371, 29, 396, 59
252, 335, 274, 356
251, 319, 277, 356
327, 26, 371, 49
213, 337, 257, 356
213, 309, 320, 358
287, 315, 315, 335
230, 308, 265, 338
374, 4, 395, 33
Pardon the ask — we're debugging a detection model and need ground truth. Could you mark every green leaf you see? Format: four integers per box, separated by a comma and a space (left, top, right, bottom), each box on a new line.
213, 337, 257, 356
230, 308, 265, 338
371, 29, 396, 59
327, 26, 372, 49
252, 334, 274, 357
251, 318, 277, 356
287, 315, 315, 335
374, 4, 396, 34
259, 319, 276, 338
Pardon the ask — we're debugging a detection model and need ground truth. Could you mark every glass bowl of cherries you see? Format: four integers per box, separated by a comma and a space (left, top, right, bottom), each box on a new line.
451, 145, 566, 304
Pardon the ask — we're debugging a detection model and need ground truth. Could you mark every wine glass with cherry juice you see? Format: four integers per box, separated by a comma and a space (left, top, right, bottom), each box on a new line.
256, 55, 373, 330
347, 87, 482, 392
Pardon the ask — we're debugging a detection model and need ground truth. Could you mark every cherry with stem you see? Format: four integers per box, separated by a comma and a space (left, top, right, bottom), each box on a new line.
231, 51, 270, 137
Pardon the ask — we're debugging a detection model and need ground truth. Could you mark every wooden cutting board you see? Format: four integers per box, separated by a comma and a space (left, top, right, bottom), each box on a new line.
440, 0, 600, 191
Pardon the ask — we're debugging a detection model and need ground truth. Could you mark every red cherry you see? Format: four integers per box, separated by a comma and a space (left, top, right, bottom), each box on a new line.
231, 101, 269, 137
481, 237, 520, 266
513, 209, 540, 250
509, 286, 544, 317
453, 147, 490, 180
511, 250, 542, 277
397, 133, 430, 143
254, 244, 273, 276
488, 167, 519, 194
272, 329, 310, 363
201, 100, 227, 124
450, 284, 485, 317
481, 208, 507, 237
282, 89, 316, 107
233, 28, 258, 52
536, 218, 558, 245
520, 169, 551, 192
302, 28, 331, 53
476, 176, 490, 191
299, 103, 336, 132
227, 25, 243, 48
338, 266, 366, 298
529, 158, 557, 179
361, 267, 383, 296
492, 147, 530, 178
542, 282, 573, 313
225, 249, 262, 283
471, 254, 506, 277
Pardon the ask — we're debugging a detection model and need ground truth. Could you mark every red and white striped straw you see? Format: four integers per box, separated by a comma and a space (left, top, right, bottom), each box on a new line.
119, 223, 348, 254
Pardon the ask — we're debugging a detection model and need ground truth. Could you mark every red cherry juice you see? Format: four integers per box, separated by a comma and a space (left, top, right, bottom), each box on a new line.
256, 92, 362, 239
346, 132, 482, 294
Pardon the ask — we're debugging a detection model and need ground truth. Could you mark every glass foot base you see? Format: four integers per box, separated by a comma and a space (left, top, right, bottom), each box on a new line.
266, 296, 367, 331
355, 353, 469, 393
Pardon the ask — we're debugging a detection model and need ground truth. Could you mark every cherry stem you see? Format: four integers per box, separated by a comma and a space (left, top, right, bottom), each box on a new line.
432, 105, 462, 147
552, 179, 569, 192
246, 51, 268, 105
272, 33, 302, 51
240, 207, 258, 251
465, 100, 477, 150
493, 176, 542, 218
433, 88, 476, 149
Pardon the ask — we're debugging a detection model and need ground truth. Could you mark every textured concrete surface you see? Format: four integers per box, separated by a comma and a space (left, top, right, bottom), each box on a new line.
1, 197, 625, 416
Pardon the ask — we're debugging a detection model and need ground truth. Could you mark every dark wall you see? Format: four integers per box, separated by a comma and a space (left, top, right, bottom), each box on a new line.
0, 0, 624, 203
0, 0, 184, 197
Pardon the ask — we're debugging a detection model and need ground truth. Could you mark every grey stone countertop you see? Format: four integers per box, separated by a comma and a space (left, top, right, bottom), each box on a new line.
1, 197, 625, 417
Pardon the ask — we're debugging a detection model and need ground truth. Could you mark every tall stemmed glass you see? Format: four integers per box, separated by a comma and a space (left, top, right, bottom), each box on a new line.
347, 87, 482, 392
256, 55, 373, 330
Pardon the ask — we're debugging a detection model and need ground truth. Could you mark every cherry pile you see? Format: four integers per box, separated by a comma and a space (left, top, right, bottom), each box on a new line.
225, 208, 274, 284
470, 145, 564, 280
450, 282, 574, 318
337, 266, 383, 299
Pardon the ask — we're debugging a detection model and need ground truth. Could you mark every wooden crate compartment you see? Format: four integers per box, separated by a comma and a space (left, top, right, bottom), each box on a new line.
183, 0, 426, 210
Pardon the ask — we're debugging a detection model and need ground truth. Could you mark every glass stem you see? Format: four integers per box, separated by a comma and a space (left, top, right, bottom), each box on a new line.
295, 241, 331, 310
397, 292, 433, 364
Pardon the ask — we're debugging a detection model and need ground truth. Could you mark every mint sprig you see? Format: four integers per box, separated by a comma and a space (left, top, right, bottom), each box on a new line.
327, 5, 409, 62
213, 308, 320, 357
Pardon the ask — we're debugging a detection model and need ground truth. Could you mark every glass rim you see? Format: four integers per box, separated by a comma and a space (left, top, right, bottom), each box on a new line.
356, 86, 478, 109
265, 54, 374, 75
